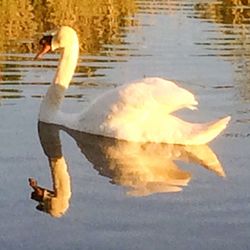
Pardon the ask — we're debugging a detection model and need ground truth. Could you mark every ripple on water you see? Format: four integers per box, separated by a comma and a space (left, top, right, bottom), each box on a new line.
0, 1, 250, 250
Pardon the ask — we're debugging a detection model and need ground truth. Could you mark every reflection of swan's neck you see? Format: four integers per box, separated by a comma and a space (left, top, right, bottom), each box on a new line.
45, 157, 71, 218
39, 42, 79, 123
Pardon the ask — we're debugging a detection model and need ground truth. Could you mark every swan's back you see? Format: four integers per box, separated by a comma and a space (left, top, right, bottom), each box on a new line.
78, 78, 195, 131
115, 77, 198, 113
74, 77, 230, 144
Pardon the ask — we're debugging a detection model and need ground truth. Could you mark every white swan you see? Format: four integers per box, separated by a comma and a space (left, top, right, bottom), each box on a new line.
35, 26, 231, 145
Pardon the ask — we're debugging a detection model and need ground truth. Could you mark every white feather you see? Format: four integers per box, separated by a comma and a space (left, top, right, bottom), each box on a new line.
38, 26, 230, 145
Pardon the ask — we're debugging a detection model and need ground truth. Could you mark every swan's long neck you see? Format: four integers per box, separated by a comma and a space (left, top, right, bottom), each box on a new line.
39, 41, 79, 123
53, 43, 79, 88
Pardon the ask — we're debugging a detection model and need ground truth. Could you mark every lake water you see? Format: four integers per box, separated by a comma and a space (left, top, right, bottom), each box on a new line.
0, 1, 250, 249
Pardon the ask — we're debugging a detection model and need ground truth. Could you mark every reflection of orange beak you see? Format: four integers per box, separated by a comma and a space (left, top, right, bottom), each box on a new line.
34, 44, 51, 60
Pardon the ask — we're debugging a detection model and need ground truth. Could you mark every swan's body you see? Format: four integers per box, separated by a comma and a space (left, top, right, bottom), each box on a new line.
37, 26, 230, 145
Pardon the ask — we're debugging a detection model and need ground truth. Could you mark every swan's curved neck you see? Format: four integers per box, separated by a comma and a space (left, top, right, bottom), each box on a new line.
39, 42, 79, 123
53, 43, 79, 88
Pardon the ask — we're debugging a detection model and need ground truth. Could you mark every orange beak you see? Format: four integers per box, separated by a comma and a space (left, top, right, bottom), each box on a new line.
34, 44, 51, 60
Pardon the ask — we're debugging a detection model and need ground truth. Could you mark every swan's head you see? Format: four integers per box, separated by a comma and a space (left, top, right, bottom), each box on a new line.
35, 26, 79, 59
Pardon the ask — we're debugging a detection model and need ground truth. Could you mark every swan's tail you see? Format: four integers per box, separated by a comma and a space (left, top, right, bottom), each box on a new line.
189, 116, 231, 145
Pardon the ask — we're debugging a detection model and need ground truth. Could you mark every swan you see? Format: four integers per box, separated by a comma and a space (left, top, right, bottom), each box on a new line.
35, 26, 231, 145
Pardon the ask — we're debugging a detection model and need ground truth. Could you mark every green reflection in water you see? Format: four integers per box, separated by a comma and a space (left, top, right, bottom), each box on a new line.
0, 0, 137, 54
0, 0, 138, 99
1, 0, 250, 100
195, 0, 250, 25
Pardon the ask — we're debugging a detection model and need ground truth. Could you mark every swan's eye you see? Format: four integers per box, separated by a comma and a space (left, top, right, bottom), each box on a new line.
39, 35, 52, 46
35, 35, 53, 59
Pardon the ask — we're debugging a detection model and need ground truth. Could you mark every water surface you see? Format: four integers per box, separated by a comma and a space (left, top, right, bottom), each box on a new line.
0, 1, 250, 249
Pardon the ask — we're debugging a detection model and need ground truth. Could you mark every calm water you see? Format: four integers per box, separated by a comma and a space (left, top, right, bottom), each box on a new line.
1, 1, 250, 249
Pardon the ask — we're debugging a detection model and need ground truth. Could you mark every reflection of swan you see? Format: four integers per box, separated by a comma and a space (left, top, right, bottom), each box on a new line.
29, 123, 71, 218
35, 26, 230, 145
30, 122, 225, 211
65, 126, 225, 196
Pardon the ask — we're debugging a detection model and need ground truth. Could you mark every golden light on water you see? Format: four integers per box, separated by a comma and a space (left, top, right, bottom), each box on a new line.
102, 140, 225, 196
0, 0, 137, 54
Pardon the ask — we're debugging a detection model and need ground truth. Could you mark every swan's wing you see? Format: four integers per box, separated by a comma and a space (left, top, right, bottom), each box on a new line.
119, 77, 198, 114
78, 77, 199, 142
77, 77, 229, 144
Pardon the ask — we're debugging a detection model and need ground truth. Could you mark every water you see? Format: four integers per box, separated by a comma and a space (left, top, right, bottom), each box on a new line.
0, 0, 250, 249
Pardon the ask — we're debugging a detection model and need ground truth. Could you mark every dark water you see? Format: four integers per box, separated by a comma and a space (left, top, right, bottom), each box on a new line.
0, 1, 250, 249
